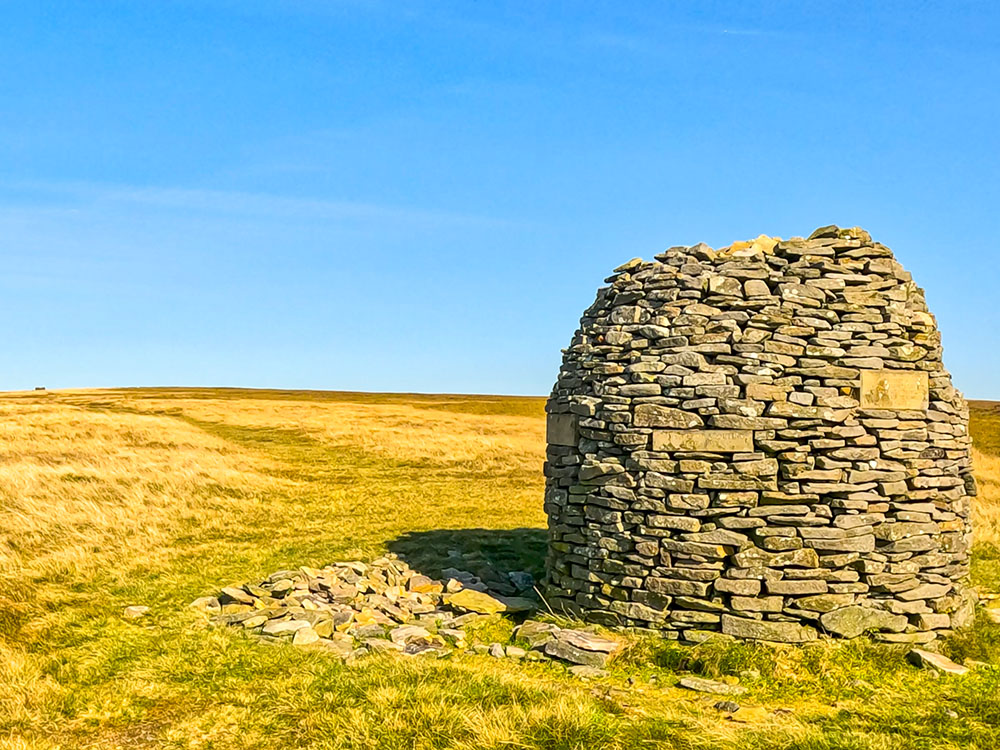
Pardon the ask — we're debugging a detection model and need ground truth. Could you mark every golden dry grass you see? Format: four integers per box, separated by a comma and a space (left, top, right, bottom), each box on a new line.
973, 447, 1000, 549
1, 389, 545, 592
971, 400, 1000, 551
91, 389, 546, 472
0, 398, 283, 588
0, 388, 998, 750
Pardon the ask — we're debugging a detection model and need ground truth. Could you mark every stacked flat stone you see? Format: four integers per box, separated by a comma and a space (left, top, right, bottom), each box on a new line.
544, 225, 976, 644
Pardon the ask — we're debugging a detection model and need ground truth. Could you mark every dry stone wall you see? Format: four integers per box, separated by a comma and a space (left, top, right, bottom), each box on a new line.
543, 225, 976, 644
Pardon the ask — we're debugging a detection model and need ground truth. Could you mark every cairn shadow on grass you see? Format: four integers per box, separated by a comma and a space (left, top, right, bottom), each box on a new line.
387, 527, 547, 585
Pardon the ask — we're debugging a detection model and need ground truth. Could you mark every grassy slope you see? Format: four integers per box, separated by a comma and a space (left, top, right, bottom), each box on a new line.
0, 388, 998, 750
970, 401, 1000, 592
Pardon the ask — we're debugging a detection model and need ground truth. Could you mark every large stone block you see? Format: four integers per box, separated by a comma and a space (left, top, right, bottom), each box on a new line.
721, 615, 817, 643
651, 429, 753, 453
634, 404, 704, 428
546, 413, 578, 447
820, 606, 908, 638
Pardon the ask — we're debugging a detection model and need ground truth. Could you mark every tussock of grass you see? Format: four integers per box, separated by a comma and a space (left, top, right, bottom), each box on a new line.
942, 606, 1000, 665
0, 388, 998, 749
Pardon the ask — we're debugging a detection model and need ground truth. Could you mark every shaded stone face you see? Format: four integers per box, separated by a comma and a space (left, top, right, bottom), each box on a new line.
546, 413, 579, 447
543, 225, 975, 643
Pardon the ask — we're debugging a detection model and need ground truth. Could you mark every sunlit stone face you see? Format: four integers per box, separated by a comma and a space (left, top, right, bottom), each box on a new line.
859, 371, 930, 410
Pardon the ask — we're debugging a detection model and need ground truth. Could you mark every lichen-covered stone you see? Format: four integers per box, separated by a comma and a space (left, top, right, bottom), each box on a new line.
721, 615, 817, 643
443, 589, 508, 614
543, 225, 975, 642
820, 606, 908, 638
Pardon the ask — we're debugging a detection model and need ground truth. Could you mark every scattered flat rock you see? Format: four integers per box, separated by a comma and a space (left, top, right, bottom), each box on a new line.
220, 586, 255, 605
557, 629, 622, 654
678, 677, 747, 696
438, 627, 467, 646
123, 605, 150, 619
389, 625, 431, 644
292, 627, 320, 646
262, 619, 311, 635
189, 596, 220, 613
907, 648, 969, 675
516, 620, 561, 648
364, 638, 404, 654
544, 638, 613, 667
403, 640, 444, 657
443, 589, 508, 615
353, 624, 386, 639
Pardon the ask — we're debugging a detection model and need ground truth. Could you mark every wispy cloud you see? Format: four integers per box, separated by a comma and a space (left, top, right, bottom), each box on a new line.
585, 32, 661, 56
584, 24, 792, 56
717, 28, 772, 37
0, 179, 509, 230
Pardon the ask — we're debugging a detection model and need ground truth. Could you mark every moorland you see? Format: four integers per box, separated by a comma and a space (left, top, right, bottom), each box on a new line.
1, 388, 999, 749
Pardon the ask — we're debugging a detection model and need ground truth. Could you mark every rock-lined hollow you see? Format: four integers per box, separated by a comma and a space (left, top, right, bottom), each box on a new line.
543, 225, 976, 643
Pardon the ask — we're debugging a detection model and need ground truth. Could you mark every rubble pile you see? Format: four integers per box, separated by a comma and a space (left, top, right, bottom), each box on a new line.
191, 554, 623, 668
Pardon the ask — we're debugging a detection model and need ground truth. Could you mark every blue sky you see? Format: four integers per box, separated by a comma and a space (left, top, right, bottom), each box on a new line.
1, 1, 998, 397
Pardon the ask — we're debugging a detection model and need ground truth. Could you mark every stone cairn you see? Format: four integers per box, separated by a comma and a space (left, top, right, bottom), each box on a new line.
544, 225, 977, 644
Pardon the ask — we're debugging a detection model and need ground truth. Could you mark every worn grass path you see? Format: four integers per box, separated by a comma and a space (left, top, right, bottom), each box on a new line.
1, 388, 999, 749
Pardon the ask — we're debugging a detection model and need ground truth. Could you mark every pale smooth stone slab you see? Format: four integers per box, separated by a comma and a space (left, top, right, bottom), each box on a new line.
652, 429, 753, 453
859, 370, 929, 410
